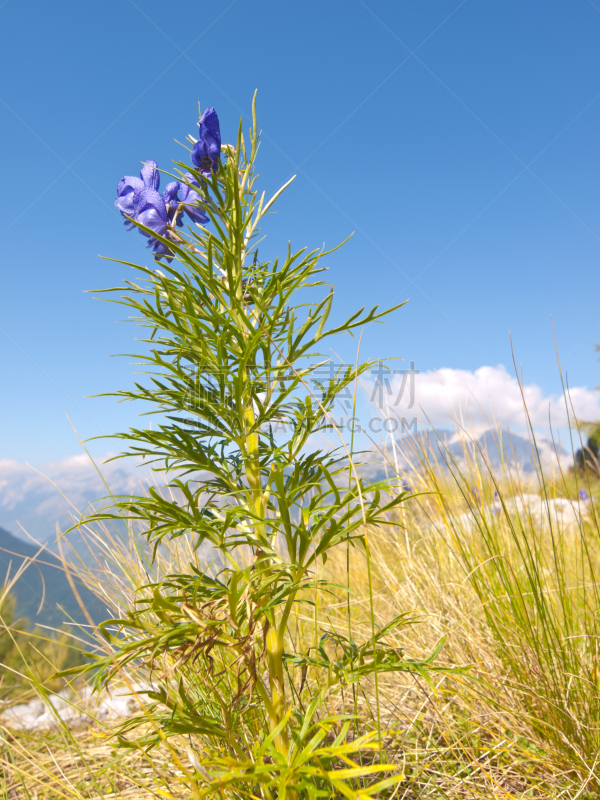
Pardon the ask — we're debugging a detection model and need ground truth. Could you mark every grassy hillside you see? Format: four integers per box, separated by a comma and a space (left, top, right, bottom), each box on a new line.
0, 526, 103, 630
1, 425, 598, 798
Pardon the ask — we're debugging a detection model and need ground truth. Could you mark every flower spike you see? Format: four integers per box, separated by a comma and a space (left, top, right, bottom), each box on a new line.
191, 107, 221, 176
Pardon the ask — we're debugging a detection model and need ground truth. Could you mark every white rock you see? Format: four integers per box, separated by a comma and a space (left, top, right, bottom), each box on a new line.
0, 683, 150, 731
457, 493, 594, 534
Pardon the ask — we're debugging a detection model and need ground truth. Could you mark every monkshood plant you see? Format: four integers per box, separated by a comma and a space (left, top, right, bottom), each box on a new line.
65, 96, 445, 799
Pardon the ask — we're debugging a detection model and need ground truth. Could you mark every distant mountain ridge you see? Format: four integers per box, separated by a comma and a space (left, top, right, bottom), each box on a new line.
0, 526, 103, 630
355, 429, 569, 482
0, 428, 570, 631
418, 428, 567, 470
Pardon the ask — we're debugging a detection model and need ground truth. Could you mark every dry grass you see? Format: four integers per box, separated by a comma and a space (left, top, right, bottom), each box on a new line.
0, 723, 200, 799
1, 423, 600, 798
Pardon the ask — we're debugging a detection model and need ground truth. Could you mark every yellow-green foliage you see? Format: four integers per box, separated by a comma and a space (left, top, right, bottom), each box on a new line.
0, 594, 83, 702
4, 419, 600, 798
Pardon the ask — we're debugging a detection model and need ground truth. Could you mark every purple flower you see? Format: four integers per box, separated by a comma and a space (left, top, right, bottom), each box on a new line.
140, 160, 160, 190
134, 188, 173, 260
191, 107, 221, 176
162, 181, 181, 225
579, 488, 589, 501
151, 241, 175, 260
178, 173, 208, 224
162, 175, 209, 227
115, 160, 160, 228
113, 133, 214, 261
115, 177, 144, 226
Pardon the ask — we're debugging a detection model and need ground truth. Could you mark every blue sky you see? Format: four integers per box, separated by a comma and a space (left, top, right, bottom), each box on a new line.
1, 0, 600, 480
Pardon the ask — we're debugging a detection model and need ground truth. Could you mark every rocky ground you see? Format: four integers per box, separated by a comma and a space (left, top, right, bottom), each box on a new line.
0, 682, 149, 731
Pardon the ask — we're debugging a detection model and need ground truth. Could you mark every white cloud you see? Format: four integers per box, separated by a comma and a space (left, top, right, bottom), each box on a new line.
370, 364, 600, 435
0, 453, 150, 542
2, 365, 598, 540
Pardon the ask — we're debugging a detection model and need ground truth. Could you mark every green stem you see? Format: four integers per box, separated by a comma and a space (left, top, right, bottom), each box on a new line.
233, 173, 289, 755
266, 624, 289, 753
364, 531, 383, 761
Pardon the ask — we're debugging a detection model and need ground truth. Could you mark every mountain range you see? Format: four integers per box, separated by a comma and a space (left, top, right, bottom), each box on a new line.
0, 525, 103, 630
355, 428, 570, 482
0, 428, 573, 631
